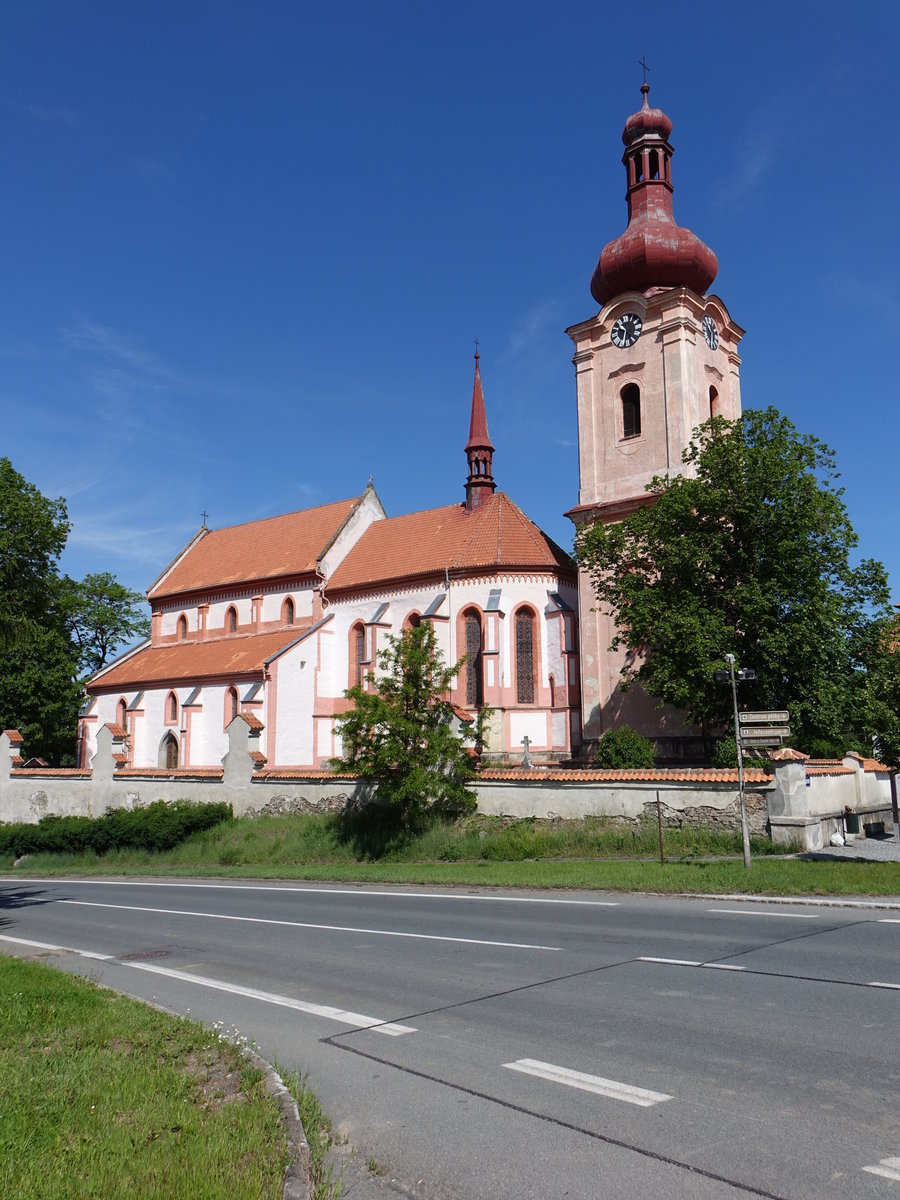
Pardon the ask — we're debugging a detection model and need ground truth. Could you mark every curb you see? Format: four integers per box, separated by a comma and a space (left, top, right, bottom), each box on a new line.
248, 1049, 311, 1200
680, 892, 900, 911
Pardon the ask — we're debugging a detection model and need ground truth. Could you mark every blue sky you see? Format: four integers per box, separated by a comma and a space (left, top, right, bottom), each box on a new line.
2, 1, 898, 603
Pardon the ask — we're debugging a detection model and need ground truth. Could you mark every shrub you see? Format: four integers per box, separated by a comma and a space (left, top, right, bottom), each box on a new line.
0, 799, 232, 859
594, 726, 656, 769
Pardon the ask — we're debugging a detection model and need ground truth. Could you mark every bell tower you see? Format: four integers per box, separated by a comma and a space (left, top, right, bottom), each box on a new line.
567, 83, 745, 750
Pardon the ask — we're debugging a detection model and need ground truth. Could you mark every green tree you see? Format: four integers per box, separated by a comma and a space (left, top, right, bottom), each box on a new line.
861, 617, 900, 771
332, 623, 488, 828
576, 409, 892, 751
595, 725, 656, 768
59, 571, 150, 678
0, 457, 147, 762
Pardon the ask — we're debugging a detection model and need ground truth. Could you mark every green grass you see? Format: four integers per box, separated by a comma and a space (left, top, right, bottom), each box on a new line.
279, 1067, 345, 1200
0, 955, 290, 1199
2, 810, 898, 896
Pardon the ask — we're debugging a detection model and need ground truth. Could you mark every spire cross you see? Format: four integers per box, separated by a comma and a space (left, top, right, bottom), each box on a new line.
201, 510, 208, 527
474, 337, 480, 360
638, 56, 649, 84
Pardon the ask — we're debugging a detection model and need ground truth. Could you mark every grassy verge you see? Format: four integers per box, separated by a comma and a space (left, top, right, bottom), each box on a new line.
1, 811, 897, 896
0, 955, 290, 1200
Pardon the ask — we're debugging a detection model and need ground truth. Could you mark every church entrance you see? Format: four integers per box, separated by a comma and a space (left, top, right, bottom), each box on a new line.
159, 732, 179, 769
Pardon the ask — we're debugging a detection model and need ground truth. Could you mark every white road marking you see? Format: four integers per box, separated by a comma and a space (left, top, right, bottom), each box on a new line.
707, 908, 816, 919
639, 956, 702, 966
504, 1059, 672, 1107
59, 899, 561, 951
702, 963, 745, 971
0, 933, 416, 1035
870, 981, 900, 990
878, 919, 900, 924
863, 1156, 900, 1182
10, 878, 619, 907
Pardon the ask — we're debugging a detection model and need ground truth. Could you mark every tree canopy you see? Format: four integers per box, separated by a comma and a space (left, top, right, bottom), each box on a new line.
0, 457, 150, 762
332, 622, 487, 827
576, 409, 893, 753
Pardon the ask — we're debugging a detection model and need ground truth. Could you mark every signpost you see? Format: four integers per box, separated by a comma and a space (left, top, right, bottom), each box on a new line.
738, 711, 792, 748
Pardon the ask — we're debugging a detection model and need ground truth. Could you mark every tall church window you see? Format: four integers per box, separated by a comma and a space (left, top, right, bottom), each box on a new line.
515, 609, 535, 704
166, 691, 178, 724
226, 606, 237, 634
709, 386, 719, 419
621, 384, 641, 439
350, 623, 367, 689
177, 614, 187, 640
116, 698, 127, 731
225, 686, 239, 726
464, 610, 483, 708
282, 597, 294, 626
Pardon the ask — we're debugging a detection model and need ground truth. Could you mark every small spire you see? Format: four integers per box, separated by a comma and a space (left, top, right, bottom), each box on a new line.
465, 348, 496, 512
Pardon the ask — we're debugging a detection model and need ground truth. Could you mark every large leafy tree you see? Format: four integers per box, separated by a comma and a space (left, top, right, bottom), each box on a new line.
332, 622, 488, 828
576, 409, 892, 751
0, 457, 148, 762
59, 572, 150, 678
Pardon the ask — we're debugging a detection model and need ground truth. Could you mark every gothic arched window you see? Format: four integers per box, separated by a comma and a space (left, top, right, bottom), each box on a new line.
464, 610, 483, 708
160, 732, 178, 769
166, 691, 178, 724
116, 698, 127, 731
282, 597, 295, 627
515, 608, 536, 704
226, 606, 238, 634
177, 614, 188, 640
350, 623, 367, 689
225, 686, 239, 727
709, 385, 720, 419
622, 383, 641, 439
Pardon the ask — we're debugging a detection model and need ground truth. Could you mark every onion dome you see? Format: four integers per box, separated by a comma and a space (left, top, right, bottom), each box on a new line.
590, 84, 717, 306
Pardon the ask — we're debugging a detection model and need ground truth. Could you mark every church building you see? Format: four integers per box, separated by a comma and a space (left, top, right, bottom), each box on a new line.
80, 82, 737, 771
80, 356, 581, 770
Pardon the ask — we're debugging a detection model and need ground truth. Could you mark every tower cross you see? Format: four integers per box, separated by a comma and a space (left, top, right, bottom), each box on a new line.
201, 510, 209, 527
474, 337, 480, 360
638, 56, 649, 84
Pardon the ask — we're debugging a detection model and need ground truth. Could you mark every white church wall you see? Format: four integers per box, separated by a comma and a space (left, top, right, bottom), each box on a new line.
273, 646, 316, 766
509, 710, 549, 751
319, 488, 386, 578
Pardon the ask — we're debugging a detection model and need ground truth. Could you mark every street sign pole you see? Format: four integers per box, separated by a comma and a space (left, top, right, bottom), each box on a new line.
725, 653, 752, 870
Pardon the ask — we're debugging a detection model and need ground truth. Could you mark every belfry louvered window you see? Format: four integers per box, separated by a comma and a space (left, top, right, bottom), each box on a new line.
621, 383, 641, 439
464, 611, 483, 708
515, 610, 535, 704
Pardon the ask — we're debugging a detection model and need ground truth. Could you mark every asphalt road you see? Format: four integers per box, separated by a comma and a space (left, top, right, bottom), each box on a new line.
1, 877, 898, 1199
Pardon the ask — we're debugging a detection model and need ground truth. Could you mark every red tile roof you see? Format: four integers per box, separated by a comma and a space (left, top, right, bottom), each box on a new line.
114, 767, 225, 778
89, 628, 307, 692
150, 496, 361, 599
328, 492, 573, 591
3, 729, 24, 744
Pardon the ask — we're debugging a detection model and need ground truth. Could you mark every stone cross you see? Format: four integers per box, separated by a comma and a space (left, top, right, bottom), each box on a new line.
521, 735, 533, 769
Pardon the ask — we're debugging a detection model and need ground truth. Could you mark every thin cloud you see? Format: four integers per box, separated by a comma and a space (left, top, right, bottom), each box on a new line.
60, 317, 179, 383
501, 299, 563, 362
713, 109, 780, 211
26, 103, 79, 127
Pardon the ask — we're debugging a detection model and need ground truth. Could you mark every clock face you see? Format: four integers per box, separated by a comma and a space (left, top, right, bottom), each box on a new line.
611, 312, 642, 348
703, 315, 719, 350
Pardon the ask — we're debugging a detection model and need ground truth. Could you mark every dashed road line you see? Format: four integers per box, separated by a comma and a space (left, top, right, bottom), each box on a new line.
59, 898, 561, 951
863, 1156, 900, 1182
707, 908, 817, 919
503, 1059, 672, 1107
870, 981, 900, 990
0, 933, 416, 1035
639, 955, 897, 991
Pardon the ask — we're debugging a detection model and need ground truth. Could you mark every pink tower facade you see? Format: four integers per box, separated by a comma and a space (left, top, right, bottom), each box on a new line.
567, 85, 745, 754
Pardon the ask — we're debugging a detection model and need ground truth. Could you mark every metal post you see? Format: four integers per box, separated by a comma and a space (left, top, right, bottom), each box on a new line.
725, 653, 752, 870
891, 770, 899, 844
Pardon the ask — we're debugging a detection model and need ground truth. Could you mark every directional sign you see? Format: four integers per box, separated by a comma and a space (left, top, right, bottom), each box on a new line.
740, 725, 791, 740
739, 711, 790, 725
740, 735, 788, 748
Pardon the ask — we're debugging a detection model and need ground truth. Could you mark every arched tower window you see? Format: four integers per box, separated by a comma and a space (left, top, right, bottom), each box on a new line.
225, 686, 239, 727
160, 732, 178, 769
463, 609, 483, 708
515, 608, 536, 704
177, 614, 187, 640
282, 597, 295, 627
226, 606, 237, 634
621, 383, 641, 439
709, 385, 719, 419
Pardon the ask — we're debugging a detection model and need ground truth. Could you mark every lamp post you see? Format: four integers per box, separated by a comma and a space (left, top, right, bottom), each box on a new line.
716, 653, 755, 870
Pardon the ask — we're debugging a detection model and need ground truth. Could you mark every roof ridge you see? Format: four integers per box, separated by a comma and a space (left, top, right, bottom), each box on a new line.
201, 494, 361, 536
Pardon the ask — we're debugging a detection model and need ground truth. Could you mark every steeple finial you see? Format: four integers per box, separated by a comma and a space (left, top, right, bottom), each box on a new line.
464, 347, 495, 513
